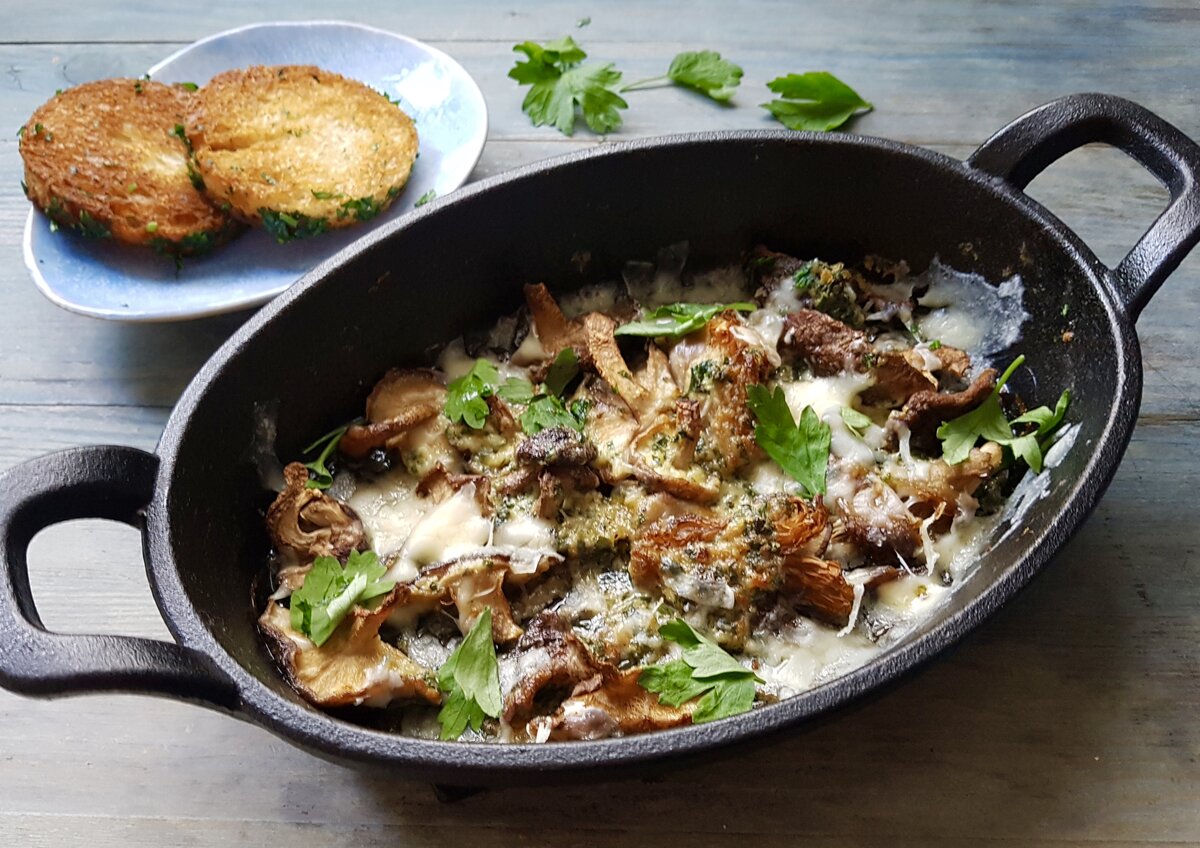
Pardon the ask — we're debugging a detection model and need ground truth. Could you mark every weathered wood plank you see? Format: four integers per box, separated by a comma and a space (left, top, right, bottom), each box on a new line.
6, 0, 1200, 50
0, 815, 1170, 848
0, 418, 1196, 843
2, 40, 1199, 145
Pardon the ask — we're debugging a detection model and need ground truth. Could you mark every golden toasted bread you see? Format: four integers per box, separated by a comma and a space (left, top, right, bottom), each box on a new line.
19, 79, 240, 254
188, 65, 419, 242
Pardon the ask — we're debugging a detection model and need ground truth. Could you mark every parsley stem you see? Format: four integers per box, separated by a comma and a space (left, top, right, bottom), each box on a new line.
620, 75, 671, 92
995, 354, 1026, 392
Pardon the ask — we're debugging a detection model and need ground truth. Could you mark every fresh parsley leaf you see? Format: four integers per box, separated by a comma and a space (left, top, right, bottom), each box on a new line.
289, 551, 394, 647
761, 72, 872, 132
638, 658, 712, 704
520, 394, 585, 435
746, 385, 830, 497
414, 189, 436, 207
1007, 389, 1071, 473
437, 608, 502, 740
666, 50, 743, 102
638, 619, 762, 724
445, 359, 501, 429
614, 301, 757, 339
178, 81, 199, 92
840, 405, 873, 439
509, 37, 628, 136
310, 189, 341, 201
543, 347, 580, 397
937, 356, 1071, 473
301, 423, 350, 490
496, 376, 536, 404
937, 356, 1024, 465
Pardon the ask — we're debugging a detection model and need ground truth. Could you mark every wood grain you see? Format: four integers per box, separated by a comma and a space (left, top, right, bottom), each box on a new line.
0, 1, 1197, 844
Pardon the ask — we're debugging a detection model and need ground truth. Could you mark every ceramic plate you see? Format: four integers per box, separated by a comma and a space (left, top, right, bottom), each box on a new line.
23, 21, 488, 322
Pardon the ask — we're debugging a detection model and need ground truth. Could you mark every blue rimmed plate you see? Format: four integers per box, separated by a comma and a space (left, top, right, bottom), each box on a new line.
23, 21, 488, 322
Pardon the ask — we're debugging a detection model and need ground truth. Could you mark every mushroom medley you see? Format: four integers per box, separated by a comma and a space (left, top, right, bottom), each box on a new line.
258, 246, 1067, 742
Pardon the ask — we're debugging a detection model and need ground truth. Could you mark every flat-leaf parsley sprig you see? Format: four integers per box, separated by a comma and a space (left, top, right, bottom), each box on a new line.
638, 619, 763, 723
746, 385, 831, 498
436, 608, 503, 740
937, 354, 1071, 474
760, 72, 873, 132
289, 550, 395, 647
508, 36, 629, 136
508, 38, 745, 136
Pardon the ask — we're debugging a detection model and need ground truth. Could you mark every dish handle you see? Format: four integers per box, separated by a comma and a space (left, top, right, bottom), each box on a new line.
0, 445, 238, 709
967, 93, 1200, 320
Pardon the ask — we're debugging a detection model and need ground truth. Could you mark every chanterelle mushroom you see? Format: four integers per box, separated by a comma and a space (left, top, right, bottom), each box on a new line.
267, 463, 365, 562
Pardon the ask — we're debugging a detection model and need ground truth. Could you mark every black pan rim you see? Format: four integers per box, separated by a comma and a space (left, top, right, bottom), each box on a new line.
142, 129, 1142, 780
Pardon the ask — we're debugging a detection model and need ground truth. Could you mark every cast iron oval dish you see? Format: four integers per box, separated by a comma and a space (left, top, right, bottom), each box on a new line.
1, 94, 1198, 786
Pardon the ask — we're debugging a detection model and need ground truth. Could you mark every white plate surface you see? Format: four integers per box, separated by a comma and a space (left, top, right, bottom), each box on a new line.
23, 21, 488, 321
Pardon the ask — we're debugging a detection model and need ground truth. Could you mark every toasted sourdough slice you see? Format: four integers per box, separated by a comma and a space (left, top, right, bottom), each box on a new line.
188, 65, 419, 242
19, 79, 240, 254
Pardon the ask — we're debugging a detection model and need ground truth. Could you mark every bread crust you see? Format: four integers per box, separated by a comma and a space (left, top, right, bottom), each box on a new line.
188, 65, 419, 241
19, 79, 240, 253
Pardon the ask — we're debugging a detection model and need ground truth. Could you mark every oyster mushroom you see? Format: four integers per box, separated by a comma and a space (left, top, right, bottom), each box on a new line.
392, 551, 562, 646
500, 613, 608, 724
534, 667, 695, 741
259, 592, 439, 708
628, 399, 720, 504
886, 368, 997, 452
339, 369, 446, 460
267, 462, 365, 562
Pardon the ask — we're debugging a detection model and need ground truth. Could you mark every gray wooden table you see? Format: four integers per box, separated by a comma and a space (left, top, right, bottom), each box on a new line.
2, 2, 1198, 844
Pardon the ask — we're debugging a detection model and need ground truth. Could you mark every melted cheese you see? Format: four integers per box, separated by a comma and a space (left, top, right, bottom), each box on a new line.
387, 484, 491, 583
272, 251, 1071, 742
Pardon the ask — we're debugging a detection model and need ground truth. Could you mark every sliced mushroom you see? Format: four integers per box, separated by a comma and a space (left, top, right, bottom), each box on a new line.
524, 283, 581, 355
860, 349, 938, 407
887, 367, 997, 453
415, 465, 491, 506
340, 369, 446, 460
267, 463, 365, 562
884, 442, 1004, 519
259, 592, 439, 708
581, 312, 648, 413
535, 667, 695, 741
931, 345, 972, 380
576, 377, 640, 484
533, 466, 601, 520
634, 342, 681, 419
628, 399, 720, 504
501, 613, 608, 724
696, 313, 773, 474
768, 495, 833, 560
780, 556, 855, 626
835, 477, 921, 564
778, 308, 872, 376
393, 551, 560, 646
516, 426, 597, 467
